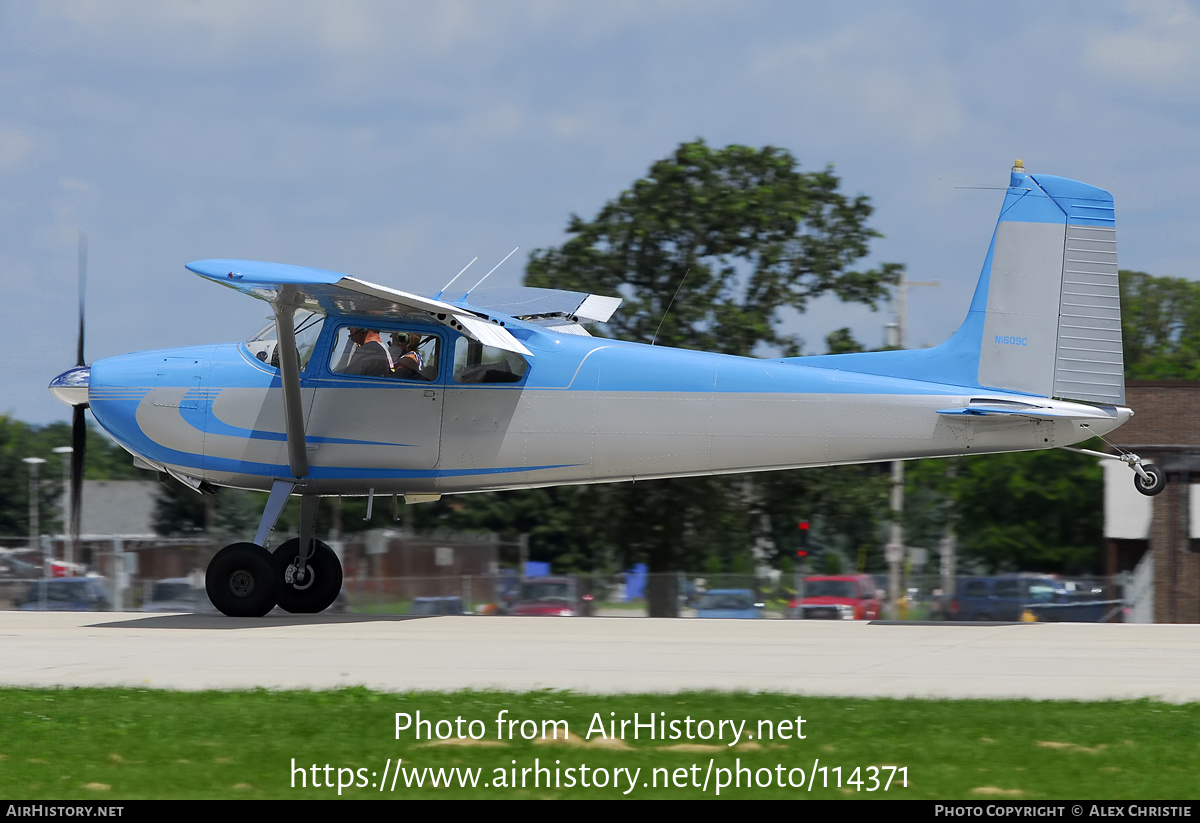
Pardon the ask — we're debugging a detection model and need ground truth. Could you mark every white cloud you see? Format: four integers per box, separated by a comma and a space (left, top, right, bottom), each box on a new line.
749, 12, 965, 148
1, 1, 1198, 426
0, 128, 37, 174
1085, 0, 1200, 95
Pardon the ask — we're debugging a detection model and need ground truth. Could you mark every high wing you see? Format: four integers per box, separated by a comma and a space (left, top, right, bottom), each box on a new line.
186, 259, 534, 357
438, 285, 622, 320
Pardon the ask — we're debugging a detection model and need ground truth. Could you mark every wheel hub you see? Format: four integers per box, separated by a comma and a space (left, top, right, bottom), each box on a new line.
229, 569, 256, 597
285, 561, 315, 590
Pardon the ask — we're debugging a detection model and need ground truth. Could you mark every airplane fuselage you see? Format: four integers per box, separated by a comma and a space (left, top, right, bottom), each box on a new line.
86, 321, 1129, 497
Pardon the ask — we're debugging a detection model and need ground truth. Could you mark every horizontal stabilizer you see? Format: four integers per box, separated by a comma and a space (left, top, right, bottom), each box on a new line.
936, 398, 1127, 422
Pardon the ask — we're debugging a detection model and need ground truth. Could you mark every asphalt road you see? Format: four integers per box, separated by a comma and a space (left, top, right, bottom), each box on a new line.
4, 612, 1200, 701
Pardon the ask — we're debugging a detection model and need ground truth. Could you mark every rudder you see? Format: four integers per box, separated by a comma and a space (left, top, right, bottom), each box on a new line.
976, 163, 1124, 404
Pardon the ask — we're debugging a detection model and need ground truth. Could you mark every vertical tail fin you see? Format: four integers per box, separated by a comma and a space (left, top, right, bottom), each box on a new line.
797, 161, 1125, 405
974, 162, 1124, 404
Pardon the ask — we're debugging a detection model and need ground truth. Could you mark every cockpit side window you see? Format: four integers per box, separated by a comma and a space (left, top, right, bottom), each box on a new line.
328, 325, 441, 381
246, 310, 325, 371
452, 337, 528, 384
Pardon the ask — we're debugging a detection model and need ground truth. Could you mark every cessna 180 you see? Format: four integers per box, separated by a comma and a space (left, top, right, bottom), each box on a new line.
49, 162, 1163, 617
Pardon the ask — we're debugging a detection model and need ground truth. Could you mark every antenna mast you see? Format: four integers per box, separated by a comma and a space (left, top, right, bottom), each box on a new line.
463, 247, 519, 298
435, 257, 478, 299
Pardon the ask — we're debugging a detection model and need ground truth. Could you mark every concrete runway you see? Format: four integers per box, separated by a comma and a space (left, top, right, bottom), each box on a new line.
4, 612, 1200, 701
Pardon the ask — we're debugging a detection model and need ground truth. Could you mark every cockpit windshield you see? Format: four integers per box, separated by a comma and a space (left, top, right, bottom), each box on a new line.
245, 309, 325, 370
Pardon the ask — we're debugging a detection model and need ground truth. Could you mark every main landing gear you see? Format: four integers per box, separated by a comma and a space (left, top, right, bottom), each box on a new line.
273, 538, 343, 614
206, 543, 277, 617
204, 481, 344, 617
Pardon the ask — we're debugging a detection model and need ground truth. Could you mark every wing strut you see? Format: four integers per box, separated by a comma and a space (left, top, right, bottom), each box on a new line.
272, 286, 309, 479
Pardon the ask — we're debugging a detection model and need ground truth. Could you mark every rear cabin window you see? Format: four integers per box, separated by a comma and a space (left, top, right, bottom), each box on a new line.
452, 338, 528, 384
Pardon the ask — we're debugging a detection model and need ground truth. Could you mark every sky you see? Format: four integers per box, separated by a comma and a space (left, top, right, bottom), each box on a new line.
3, 0, 1198, 426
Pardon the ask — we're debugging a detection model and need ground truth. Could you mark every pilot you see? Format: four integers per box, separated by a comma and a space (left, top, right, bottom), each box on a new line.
389, 332, 425, 378
344, 327, 394, 376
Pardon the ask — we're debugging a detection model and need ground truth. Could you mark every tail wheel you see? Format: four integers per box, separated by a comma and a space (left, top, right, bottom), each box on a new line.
1134, 464, 1167, 497
206, 542, 278, 617
273, 538, 343, 614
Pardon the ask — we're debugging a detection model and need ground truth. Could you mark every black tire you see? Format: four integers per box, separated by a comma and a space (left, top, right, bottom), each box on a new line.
206, 542, 278, 617
273, 538, 343, 614
1134, 464, 1167, 497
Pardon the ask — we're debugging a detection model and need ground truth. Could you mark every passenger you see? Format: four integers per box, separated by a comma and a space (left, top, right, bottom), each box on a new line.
389, 332, 425, 379
344, 327, 393, 376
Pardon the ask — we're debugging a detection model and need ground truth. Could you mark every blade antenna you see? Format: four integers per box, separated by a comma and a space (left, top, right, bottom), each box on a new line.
434, 257, 478, 300
463, 246, 519, 299
651, 268, 690, 346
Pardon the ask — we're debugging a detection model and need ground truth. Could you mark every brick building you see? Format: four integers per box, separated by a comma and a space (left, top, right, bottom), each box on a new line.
1105, 382, 1200, 623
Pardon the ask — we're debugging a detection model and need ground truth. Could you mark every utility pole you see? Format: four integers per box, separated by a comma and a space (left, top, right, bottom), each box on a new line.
939, 459, 958, 609
884, 272, 937, 618
24, 457, 47, 610
52, 446, 73, 566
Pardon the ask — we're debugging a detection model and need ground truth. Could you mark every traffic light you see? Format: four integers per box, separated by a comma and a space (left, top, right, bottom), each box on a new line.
796, 520, 810, 558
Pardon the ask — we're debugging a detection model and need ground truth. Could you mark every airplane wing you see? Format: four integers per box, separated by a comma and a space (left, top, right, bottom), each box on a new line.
437, 286, 622, 337
441, 286, 622, 322
186, 259, 532, 357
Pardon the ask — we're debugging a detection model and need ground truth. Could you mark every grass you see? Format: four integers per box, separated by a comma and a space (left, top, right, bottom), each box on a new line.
1, 688, 1197, 799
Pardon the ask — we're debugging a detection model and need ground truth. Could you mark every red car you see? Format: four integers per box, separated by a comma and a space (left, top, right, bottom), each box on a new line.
790, 575, 882, 620
509, 577, 581, 616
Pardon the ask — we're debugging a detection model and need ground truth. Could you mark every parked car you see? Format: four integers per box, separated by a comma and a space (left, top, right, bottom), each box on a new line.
17, 577, 111, 611
141, 578, 215, 613
694, 589, 763, 619
0, 549, 43, 578
949, 574, 1110, 622
409, 596, 467, 616
509, 577, 580, 616
790, 575, 882, 620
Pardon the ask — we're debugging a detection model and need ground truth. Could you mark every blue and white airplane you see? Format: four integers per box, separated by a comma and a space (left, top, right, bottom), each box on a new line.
50, 161, 1162, 616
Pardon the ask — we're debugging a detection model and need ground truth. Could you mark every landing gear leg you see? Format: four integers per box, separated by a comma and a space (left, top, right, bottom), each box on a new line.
275, 495, 344, 613
205, 478, 295, 616
1059, 446, 1167, 497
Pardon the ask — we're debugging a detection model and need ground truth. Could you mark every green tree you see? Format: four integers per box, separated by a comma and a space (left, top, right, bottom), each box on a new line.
906, 449, 1104, 575
0, 417, 60, 538
521, 140, 902, 615
410, 485, 610, 572
527, 139, 901, 357
824, 327, 866, 355
1121, 270, 1200, 380
0, 417, 147, 540
754, 464, 891, 574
